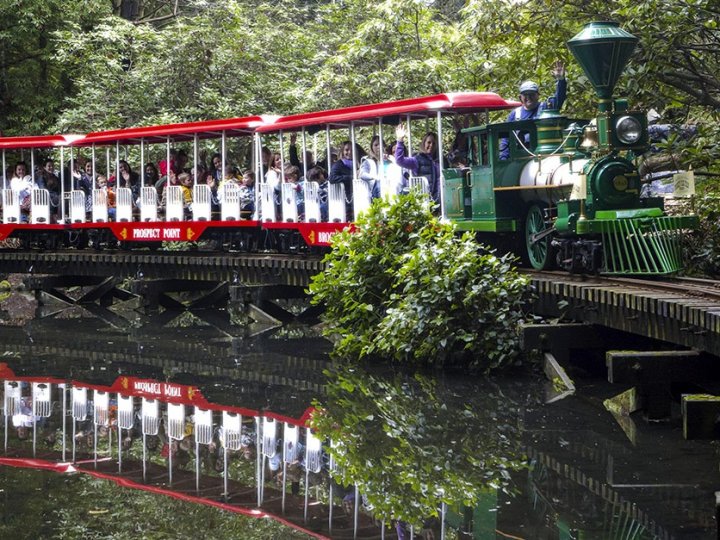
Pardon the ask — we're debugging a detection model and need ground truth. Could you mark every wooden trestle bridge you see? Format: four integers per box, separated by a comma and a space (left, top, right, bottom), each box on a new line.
1, 251, 717, 354
2, 249, 720, 431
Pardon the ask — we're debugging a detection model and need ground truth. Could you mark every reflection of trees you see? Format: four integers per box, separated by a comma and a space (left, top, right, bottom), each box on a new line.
311, 363, 531, 527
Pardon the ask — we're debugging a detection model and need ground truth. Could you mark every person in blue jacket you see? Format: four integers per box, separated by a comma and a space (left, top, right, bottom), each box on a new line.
500, 60, 567, 159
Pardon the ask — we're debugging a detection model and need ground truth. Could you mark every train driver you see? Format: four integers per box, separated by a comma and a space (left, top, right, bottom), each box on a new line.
499, 60, 567, 159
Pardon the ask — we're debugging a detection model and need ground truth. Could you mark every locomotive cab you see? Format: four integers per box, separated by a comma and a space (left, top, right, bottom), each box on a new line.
447, 119, 541, 233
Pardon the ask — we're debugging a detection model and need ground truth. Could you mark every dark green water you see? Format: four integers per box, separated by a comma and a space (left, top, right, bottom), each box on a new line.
0, 310, 717, 539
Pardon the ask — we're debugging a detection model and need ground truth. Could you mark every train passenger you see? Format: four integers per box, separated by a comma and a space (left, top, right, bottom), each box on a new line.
111, 160, 140, 206
281, 165, 304, 220
265, 152, 282, 188
43, 159, 59, 189
202, 171, 221, 214
158, 148, 188, 177
10, 161, 34, 221
144, 162, 159, 189
68, 157, 85, 192
384, 141, 408, 196
32, 164, 47, 190
261, 146, 272, 178
210, 153, 223, 182
329, 141, 355, 218
499, 60, 566, 159
159, 169, 180, 209
178, 172, 193, 217
79, 160, 95, 212
316, 148, 338, 173
156, 167, 176, 199
239, 169, 255, 215
158, 148, 177, 177
44, 168, 61, 221
307, 166, 328, 222
288, 133, 316, 176
178, 172, 193, 202
359, 135, 383, 199
394, 123, 440, 205
97, 175, 116, 220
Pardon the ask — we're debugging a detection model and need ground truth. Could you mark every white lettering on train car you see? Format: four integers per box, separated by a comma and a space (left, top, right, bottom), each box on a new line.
162, 384, 181, 397
134, 381, 162, 394
133, 228, 161, 239
318, 231, 335, 244
133, 380, 185, 399
163, 228, 181, 240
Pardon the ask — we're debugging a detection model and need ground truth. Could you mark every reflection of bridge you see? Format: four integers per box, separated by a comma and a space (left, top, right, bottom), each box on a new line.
525, 431, 717, 540
0, 324, 330, 410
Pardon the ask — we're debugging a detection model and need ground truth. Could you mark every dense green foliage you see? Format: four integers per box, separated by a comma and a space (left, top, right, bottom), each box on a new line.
310, 364, 530, 528
2, 0, 717, 138
309, 193, 530, 369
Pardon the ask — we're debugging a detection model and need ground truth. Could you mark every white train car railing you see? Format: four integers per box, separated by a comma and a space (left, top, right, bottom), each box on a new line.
328, 183, 346, 223
220, 182, 241, 221
92, 189, 108, 223
116, 187, 133, 222
165, 185, 184, 222
30, 189, 51, 224
2, 189, 20, 224
69, 190, 86, 223
353, 179, 371, 219
193, 184, 211, 221
304, 181, 320, 223
259, 183, 276, 222
140, 186, 157, 222
408, 175, 429, 194
281, 183, 298, 223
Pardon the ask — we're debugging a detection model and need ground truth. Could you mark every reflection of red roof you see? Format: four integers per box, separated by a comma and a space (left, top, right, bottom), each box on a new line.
79, 115, 276, 145
258, 92, 519, 133
0, 134, 85, 149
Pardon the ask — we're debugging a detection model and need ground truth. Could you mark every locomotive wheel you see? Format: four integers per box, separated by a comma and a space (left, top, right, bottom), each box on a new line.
525, 204, 555, 270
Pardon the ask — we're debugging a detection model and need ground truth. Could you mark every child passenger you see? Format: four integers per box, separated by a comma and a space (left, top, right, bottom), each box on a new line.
239, 170, 255, 215
279, 165, 304, 221
97, 175, 116, 220
178, 172, 193, 218
306, 166, 328, 222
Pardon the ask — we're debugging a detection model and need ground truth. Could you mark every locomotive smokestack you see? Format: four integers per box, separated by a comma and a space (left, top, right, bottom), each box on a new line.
566, 22, 638, 112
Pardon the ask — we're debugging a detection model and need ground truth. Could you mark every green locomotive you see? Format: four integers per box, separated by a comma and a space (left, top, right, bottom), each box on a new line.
445, 22, 697, 274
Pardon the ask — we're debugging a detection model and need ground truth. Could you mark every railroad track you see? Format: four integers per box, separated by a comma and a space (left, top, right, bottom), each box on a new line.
527, 270, 720, 302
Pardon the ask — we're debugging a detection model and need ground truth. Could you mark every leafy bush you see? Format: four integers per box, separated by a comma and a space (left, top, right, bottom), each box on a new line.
684, 189, 720, 277
309, 192, 530, 370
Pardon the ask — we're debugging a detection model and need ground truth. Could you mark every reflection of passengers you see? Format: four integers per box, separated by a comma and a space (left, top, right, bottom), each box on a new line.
499, 60, 567, 159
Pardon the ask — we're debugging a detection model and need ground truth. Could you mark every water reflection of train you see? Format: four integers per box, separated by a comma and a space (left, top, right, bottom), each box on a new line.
0, 366, 367, 538
0, 21, 696, 276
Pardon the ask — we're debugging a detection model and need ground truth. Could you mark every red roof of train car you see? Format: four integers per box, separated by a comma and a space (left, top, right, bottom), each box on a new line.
0, 134, 85, 149
257, 92, 519, 132
79, 115, 277, 145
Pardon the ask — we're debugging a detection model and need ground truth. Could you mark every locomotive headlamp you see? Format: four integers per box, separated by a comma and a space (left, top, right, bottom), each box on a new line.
615, 116, 642, 144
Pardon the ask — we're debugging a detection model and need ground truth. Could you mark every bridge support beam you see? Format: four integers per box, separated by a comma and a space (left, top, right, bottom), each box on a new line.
25, 275, 135, 308
682, 394, 720, 440
520, 322, 605, 363
606, 350, 704, 421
